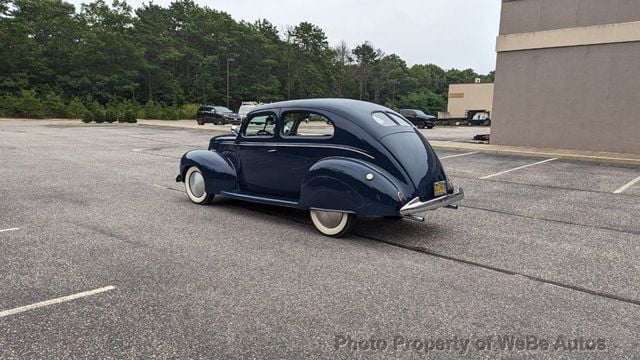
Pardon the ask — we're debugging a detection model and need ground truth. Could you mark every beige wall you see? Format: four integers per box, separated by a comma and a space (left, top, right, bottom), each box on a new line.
447, 83, 494, 118
492, 0, 640, 154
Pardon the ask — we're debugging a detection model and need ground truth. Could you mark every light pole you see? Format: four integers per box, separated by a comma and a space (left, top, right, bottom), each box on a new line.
226, 58, 234, 108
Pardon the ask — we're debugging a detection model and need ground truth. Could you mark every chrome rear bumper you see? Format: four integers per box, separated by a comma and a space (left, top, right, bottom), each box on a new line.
399, 187, 464, 216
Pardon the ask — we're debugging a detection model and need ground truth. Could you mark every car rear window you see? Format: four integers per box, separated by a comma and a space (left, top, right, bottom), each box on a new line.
372, 112, 411, 127
386, 113, 412, 127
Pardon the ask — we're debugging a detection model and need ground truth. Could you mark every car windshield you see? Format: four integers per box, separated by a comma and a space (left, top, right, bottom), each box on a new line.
214, 106, 233, 113
414, 110, 427, 116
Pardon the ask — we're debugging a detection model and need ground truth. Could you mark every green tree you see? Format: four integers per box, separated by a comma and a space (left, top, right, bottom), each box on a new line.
396, 90, 446, 115
352, 41, 383, 100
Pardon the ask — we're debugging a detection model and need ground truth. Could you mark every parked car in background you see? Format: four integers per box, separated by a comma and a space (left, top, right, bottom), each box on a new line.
196, 106, 241, 125
238, 101, 261, 121
468, 110, 491, 126
177, 99, 463, 237
398, 109, 437, 129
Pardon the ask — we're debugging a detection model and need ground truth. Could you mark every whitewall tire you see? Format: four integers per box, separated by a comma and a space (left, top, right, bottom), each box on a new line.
310, 210, 354, 237
184, 166, 214, 204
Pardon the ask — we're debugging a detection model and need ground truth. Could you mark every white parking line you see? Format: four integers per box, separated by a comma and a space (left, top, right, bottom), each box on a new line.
440, 152, 479, 160
0, 286, 116, 318
614, 175, 640, 194
0, 227, 20, 233
480, 158, 558, 180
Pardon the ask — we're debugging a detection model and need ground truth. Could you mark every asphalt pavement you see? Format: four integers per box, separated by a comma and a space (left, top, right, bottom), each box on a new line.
1, 120, 639, 358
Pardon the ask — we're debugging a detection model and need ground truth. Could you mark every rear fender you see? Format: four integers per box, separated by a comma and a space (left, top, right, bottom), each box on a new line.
179, 150, 237, 194
299, 157, 403, 217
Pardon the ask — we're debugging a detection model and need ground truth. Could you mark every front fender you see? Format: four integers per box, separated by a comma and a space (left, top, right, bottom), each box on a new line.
179, 150, 237, 194
299, 157, 403, 217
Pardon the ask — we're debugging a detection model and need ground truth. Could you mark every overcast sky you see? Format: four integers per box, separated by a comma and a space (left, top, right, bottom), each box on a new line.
71, 0, 502, 74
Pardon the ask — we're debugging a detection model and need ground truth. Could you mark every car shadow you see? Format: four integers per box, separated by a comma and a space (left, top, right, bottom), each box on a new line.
211, 196, 447, 243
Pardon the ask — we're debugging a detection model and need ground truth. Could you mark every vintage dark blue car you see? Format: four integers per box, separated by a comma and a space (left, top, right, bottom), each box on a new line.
176, 99, 463, 237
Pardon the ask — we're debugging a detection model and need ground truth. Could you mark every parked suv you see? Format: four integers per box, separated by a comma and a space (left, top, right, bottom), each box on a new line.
196, 106, 241, 125
398, 109, 436, 129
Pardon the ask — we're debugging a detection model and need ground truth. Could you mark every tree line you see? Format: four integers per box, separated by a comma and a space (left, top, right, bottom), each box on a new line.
0, 0, 494, 119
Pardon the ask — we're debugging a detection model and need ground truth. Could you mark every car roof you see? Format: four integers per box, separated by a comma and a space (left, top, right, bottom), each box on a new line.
250, 98, 414, 139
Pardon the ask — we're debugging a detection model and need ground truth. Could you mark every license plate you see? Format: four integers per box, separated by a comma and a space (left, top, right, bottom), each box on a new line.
434, 181, 447, 197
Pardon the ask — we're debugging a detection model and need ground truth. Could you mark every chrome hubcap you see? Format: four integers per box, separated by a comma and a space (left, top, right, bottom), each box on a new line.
189, 171, 205, 197
314, 211, 344, 228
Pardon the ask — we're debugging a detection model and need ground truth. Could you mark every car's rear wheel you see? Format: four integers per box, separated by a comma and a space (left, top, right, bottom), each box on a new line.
310, 210, 354, 237
196, 118, 204, 125
417, 120, 426, 129
427, 125, 434, 129
184, 166, 214, 204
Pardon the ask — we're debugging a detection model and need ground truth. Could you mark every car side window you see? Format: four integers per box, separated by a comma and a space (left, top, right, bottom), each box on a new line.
281, 111, 334, 137
243, 113, 277, 137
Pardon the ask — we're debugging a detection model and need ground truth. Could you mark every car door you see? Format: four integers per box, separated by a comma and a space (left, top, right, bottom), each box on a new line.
236, 111, 281, 195
274, 110, 337, 199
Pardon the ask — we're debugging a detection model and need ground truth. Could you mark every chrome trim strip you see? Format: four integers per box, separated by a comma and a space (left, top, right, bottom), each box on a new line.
225, 142, 375, 159
275, 143, 374, 160
399, 187, 464, 215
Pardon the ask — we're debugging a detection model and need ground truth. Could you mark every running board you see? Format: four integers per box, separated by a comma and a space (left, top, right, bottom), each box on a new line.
220, 191, 299, 208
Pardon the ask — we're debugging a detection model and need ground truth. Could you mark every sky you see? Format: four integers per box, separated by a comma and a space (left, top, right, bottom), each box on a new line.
70, 0, 503, 74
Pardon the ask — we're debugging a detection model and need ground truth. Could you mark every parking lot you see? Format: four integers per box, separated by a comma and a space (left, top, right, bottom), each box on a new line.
1, 120, 639, 358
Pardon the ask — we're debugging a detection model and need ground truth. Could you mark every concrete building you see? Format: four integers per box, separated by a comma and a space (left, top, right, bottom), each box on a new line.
446, 83, 495, 119
492, 0, 640, 155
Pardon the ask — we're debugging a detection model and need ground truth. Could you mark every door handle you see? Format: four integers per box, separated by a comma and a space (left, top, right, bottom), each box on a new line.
267, 149, 277, 153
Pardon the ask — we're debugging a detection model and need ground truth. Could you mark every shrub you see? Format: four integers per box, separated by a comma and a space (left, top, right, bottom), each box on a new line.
86, 99, 102, 114
10, 90, 45, 118
178, 103, 199, 119
94, 110, 105, 123
163, 106, 179, 120
143, 99, 163, 119
68, 98, 89, 119
124, 110, 137, 123
82, 111, 94, 123
42, 92, 68, 118
104, 109, 117, 123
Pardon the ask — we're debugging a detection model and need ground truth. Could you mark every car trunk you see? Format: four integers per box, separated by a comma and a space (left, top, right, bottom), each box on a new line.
379, 130, 448, 201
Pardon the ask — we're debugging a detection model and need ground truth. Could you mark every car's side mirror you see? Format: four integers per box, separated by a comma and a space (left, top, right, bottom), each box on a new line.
231, 125, 239, 136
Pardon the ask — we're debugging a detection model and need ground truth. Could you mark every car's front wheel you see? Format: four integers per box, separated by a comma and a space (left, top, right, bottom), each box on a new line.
417, 120, 426, 129
310, 210, 354, 237
184, 166, 214, 204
